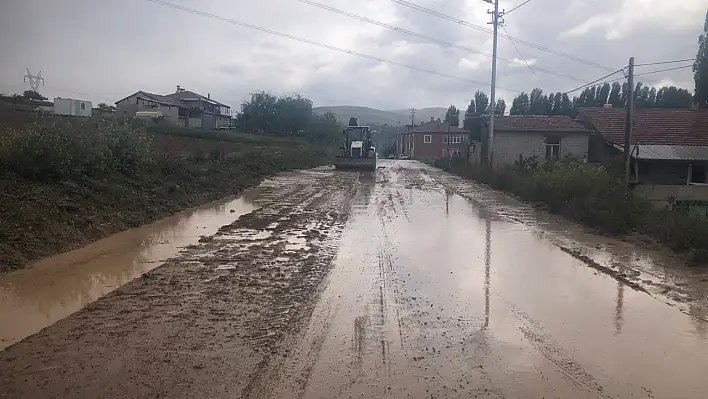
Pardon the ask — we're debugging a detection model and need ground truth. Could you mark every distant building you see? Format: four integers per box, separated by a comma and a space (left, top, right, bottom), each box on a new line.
53, 97, 92, 117
115, 86, 231, 129
578, 107, 708, 209
480, 115, 591, 167
398, 117, 470, 160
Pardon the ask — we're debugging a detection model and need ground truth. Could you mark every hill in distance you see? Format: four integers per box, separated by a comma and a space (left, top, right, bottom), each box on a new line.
313, 106, 447, 126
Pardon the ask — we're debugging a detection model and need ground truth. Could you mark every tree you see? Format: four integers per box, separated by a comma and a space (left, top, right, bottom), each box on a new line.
509, 92, 529, 115
444, 105, 460, 127
608, 82, 622, 107
463, 98, 477, 130
656, 86, 694, 108
474, 90, 489, 114
495, 98, 506, 115
695, 10, 708, 108
97, 102, 116, 112
239, 91, 278, 132
22, 90, 46, 101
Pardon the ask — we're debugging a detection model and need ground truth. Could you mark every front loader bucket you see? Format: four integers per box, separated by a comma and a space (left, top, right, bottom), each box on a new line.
334, 156, 377, 171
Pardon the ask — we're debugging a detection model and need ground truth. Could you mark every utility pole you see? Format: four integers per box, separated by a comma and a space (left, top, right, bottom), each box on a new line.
623, 57, 634, 188
447, 112, 452, 168
397, 120, 401, 157
485, 0, 503, 167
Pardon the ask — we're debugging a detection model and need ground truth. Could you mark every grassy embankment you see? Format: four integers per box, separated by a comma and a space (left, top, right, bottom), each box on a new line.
436, 157, 708, 265
0, 118, 336, 273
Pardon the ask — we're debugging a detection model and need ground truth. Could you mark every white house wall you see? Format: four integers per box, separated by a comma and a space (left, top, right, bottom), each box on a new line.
493, 131, 589, 167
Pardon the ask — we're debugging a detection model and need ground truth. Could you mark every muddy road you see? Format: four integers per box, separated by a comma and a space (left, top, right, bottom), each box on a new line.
2, 160, 708, 398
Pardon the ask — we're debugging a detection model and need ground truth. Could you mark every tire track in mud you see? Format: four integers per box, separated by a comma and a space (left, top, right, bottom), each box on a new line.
0, 169, 359, 399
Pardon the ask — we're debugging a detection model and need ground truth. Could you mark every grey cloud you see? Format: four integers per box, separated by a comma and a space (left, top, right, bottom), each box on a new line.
0, 0, 704, 112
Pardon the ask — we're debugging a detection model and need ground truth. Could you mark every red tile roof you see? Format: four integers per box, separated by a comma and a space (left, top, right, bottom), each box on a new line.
579, 108, 708, 146
492, 115, 590, 132
409, 121, 468, 133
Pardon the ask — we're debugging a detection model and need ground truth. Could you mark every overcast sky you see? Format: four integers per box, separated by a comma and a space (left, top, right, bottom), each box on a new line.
0, 0, 705, 111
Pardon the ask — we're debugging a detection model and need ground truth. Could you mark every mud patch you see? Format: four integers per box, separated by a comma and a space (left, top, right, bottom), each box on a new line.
0, 169, 359, 399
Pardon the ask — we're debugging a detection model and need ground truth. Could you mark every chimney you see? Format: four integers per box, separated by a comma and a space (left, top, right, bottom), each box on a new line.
208, 93, 210, 99
430, 117, 434, 122
437, 118, 441, 123
176, 85, 181, 93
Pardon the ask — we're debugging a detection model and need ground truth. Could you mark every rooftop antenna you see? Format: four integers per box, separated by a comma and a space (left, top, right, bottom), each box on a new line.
24, 69, 45, 92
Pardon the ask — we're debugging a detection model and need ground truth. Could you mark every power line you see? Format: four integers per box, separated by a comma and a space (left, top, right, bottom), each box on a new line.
293, 0, 587, 83
143, 0, 513, 89
502, 25, 540, 82
635, 64, 694, 77
634, 58, 697, 67
389, 0, 616, 71
505, 0, 532, 15
563, 69, 626, 94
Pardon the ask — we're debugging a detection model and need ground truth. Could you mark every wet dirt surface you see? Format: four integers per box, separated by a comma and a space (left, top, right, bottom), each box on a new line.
2, 161, 708, 398
0, 191, 262, 351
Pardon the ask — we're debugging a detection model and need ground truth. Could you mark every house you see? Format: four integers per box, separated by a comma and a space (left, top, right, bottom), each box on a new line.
165, 86, 232, 129
53, 97, 92, 117
578, 107, 708, 207
480, 115, 591, 167
398, 117, 470, 160
115, 86, 231, 129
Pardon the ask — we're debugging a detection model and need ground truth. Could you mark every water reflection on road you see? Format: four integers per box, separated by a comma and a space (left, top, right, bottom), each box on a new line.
268, 161, 708, 399
0, 188, 263, 350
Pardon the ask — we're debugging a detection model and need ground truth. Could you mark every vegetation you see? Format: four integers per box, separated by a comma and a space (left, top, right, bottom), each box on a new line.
444, 105, 460, 127
695, 10, 708, 109
0, 90, 340, 272
438, 157, 708, 265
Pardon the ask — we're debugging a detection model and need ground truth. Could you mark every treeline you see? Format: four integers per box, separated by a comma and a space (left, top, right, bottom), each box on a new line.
508, 82, 693, 116
462, 91, 506, 130
234, 91, 341, 143
457, 82, 694, 123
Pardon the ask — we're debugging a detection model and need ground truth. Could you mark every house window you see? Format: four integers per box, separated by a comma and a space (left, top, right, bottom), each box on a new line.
424, 135, 432, 144
545, 135, 561, 161
690, 164, 707, 184
452, 135, 462, 144
81, 103, 85, 110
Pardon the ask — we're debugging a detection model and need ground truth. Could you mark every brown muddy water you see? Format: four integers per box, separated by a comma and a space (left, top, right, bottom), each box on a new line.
0, 187, 264, 350
2, 162, 708, 399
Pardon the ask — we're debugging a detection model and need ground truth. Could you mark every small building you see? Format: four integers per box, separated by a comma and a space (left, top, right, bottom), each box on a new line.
115, 86, 231, 129
480, 115, 591, 167
578, 107, 708, 207
53, 97, 92, 117
398, 117, 470, 160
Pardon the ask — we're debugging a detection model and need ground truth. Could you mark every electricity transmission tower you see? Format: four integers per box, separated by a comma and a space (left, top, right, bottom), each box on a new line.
24, 69, 45, 92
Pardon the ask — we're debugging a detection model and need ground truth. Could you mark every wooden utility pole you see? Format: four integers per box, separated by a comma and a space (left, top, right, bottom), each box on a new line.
623, 57, 634, 188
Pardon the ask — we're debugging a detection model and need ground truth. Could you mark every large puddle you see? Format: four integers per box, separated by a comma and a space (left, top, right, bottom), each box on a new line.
0, 188, 263, 350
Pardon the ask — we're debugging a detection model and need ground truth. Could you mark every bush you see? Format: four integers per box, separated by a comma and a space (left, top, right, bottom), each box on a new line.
443, 156, 708, 263
0, 120, 152, 181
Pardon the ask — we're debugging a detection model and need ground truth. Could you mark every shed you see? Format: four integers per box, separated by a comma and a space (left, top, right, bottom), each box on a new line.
53, 97, 92, 117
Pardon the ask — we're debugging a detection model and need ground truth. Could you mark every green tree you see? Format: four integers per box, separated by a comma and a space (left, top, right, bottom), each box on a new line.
495, 98, 506, 115
608, 82, 622, 107
656, 86, 694, 108
474, 90, 489, 114
509, 92, 529, 115
444, 105, 460, 127
463, 98, 477, 130
695, 10, 708, 108
22, 90, 46, 101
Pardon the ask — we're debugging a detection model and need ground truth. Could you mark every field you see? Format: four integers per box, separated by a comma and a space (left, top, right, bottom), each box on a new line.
0, 108, 335, 273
